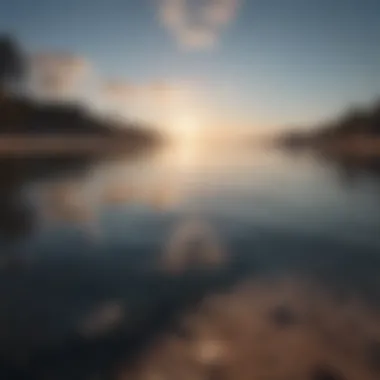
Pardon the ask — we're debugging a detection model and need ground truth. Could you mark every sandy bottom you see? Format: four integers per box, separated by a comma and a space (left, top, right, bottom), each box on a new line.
116, 277, 380, 380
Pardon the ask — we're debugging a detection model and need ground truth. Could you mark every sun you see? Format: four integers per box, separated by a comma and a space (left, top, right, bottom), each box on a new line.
176, 113, 199, 140
168, 111, 202, 167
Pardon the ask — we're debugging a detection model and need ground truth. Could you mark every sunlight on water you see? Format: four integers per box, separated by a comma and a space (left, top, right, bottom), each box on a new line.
0, 148, 379, 380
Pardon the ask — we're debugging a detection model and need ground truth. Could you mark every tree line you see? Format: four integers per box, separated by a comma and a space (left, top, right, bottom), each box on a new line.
279, 99, 380, 149
0, 34, 160, 146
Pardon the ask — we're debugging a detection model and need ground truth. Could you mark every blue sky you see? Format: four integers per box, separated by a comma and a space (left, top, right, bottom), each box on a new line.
1, 0, 380, 132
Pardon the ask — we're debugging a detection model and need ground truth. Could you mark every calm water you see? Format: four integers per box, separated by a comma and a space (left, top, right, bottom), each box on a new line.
1, 147, 380, 378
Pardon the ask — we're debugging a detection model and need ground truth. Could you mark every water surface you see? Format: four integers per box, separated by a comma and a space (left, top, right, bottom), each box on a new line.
1, 147, 379, 379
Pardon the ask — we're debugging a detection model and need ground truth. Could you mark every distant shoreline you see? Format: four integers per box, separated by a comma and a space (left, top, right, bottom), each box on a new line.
276, 97, 380, 166
0, 94, 162, 155
0, 135, 159, 155
279, 135, 380, 158
314, 137, 380, 158
276, 134, 380, 176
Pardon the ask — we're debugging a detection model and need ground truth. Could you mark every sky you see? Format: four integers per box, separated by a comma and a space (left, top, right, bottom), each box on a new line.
1, 0, 380, 136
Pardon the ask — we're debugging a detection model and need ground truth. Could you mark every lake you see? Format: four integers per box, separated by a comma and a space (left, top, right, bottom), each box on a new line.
1, 146, 380, 379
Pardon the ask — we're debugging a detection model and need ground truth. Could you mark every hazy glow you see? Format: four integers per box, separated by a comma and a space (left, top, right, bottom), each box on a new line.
173, 112, 199, 142
170, 111, 201, 168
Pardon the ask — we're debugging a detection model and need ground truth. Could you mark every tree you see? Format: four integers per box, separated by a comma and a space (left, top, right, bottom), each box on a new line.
335, 108, 369, 136
0, 35, 25, 92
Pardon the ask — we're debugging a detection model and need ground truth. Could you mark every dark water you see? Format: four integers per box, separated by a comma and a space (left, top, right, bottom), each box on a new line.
1, 147, 380, 379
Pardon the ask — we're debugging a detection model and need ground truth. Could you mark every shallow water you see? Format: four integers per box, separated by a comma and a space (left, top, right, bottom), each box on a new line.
0, 146, 379, 379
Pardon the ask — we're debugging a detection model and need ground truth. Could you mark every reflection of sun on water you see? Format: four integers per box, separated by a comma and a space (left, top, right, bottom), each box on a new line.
170, 112, 201, 168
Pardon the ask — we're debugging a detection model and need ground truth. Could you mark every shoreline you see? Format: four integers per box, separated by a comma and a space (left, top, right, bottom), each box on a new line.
279, 135, 380, 158
0, 135, 160, 155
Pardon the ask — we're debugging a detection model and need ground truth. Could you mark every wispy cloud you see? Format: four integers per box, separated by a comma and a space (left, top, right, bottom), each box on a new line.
102, 80, 186, 107
102, 81, 138, 102
158, 0, 240, 50
28, 51, 204, 131
30, 53, 92, 99
101, 78, 203, 132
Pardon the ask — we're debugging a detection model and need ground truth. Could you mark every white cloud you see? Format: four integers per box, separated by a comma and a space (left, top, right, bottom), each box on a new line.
158, 0, 240, 50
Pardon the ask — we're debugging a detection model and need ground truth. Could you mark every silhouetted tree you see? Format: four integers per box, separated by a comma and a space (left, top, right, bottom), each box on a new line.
334, 108, 369, 136
0, 35, 161, 146
369, 99, 380, 135
282, 98, 380, 149
0, 35, 25, 92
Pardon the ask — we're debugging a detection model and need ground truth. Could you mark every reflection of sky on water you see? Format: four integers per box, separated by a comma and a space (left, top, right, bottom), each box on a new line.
19, 148, 380, 253
0, 148, 380, 378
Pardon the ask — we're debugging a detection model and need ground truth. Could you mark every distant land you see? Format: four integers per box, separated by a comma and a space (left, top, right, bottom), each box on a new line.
0, 94, 162, 155
0, 35, 162, 154
276, 98, 380, 176
277, 98, 380, 157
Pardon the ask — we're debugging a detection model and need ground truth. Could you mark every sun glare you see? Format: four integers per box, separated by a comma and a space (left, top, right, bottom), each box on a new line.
168, 111, 202, 168
177, 113, 198, 139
